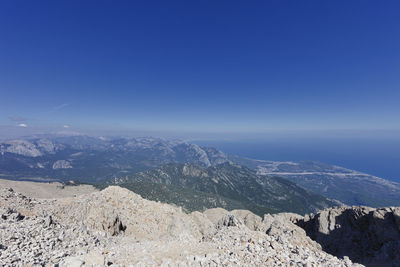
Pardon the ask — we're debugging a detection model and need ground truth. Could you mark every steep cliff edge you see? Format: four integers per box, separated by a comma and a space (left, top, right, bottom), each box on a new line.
296, 206, 400, 267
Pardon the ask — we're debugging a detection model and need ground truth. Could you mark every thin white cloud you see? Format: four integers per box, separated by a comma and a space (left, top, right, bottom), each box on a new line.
53, 103, 70, 111
18, 123, 28, 128
9, 116, 26, 122
63, 125, 70, 128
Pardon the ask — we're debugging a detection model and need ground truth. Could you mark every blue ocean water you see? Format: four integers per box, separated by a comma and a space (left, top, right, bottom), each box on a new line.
195, 138, 400, 183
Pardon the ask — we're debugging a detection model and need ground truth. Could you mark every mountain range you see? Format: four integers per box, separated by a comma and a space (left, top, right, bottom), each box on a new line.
0, 134, 399, 211
0, 136, 228, 182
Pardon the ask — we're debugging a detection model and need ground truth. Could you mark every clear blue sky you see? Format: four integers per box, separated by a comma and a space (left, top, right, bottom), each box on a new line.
1, 1, 399, 136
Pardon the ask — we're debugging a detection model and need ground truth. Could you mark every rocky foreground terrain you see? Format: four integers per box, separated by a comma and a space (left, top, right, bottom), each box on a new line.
0, 183, 399, 266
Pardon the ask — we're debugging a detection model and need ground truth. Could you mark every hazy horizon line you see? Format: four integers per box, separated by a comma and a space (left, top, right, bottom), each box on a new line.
1, 124, 400, 142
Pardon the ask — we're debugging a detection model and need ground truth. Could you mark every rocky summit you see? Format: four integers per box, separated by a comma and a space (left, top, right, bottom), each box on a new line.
0, 184, 398, 266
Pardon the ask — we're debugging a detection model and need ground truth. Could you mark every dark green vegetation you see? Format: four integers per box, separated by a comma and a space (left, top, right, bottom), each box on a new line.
110, 162, 335, 215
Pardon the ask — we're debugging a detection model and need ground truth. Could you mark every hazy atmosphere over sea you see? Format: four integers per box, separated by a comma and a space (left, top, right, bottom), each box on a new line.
195, 137, 400, 183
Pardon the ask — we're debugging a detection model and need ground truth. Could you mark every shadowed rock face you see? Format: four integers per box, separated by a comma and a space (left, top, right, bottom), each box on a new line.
296, 206, 400, 267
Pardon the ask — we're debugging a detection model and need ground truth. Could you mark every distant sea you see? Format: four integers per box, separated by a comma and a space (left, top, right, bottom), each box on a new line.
195, 138, 400, 183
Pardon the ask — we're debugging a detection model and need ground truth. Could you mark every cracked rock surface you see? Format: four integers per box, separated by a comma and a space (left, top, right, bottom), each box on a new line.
0, 185, 368, 266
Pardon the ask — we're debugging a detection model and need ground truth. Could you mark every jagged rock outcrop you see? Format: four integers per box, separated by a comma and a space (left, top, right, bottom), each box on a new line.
52, 160, 72, 169
51, 186, 203, 241
0, 185, 368, 266
297, 206, 400, 267
203, 208, 265, 231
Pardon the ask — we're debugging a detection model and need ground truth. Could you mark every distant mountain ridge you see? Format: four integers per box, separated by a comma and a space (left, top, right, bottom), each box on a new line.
0, 136, 229, 182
